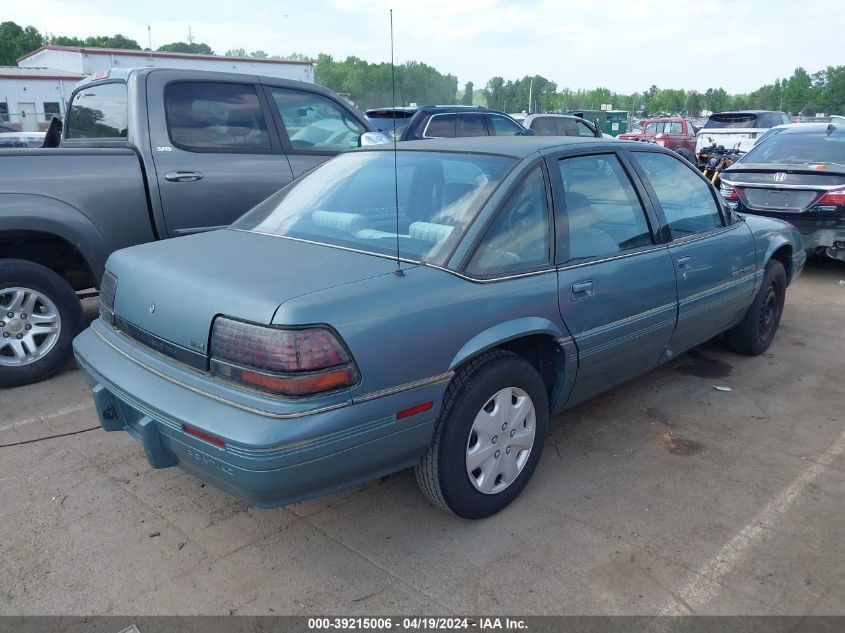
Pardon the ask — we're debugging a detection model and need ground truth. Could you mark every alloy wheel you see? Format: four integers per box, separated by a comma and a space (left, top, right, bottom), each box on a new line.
0, 287, 62, 366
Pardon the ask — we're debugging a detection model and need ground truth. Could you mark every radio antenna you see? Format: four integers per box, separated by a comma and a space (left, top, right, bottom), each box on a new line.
390, 9, 404, 277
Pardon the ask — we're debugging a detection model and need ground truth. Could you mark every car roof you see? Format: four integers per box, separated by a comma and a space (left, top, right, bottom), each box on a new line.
773, 122, 842, 135
361, 135, 628, 158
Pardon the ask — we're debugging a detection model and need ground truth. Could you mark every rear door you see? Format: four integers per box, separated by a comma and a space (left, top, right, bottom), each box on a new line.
147, 71, 293, 236
629, 149, 756, 355
263, 84, 369, 178
552, 150, 678, 406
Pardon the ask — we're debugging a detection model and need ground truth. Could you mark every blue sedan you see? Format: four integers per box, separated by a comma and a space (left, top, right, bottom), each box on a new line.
73, 137, 805, 518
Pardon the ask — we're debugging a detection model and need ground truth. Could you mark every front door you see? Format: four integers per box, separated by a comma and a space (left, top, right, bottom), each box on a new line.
18, 103, 36, 132
552, 151, 678, 406
630, 150, 756, 355
146, 72, 294, 237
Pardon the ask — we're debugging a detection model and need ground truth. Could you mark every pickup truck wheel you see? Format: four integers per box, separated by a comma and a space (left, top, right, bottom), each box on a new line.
415, 350, 548, 519
0, 259, 83, 387
676, 148, 696, 163
724, 260, 786, 356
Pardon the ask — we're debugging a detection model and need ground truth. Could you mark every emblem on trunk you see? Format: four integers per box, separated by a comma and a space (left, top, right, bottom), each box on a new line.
774, 172, 787, 182
149, 303, 156, 314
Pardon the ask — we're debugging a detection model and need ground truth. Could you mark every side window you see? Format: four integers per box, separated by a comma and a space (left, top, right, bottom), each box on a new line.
577, 121, 597, 137
424, 113, 456, 137
165, 82, 270, 151
466, 166, 551, 276
66, 82, 127, 139
457, 113, 488, 137
558, 154, 653, 261
644, 122, 658, 136
669, 121, 683, 134
271, 87, 364, 151
531, 117, 558, 136
489, 115, 524, 136
636, 152, 723, 238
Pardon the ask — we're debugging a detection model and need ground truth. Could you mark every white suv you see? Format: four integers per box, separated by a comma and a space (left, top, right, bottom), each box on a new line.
695, 110, 791, 155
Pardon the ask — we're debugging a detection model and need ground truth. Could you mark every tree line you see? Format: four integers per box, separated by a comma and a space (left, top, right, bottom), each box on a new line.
1, 20, 842, 116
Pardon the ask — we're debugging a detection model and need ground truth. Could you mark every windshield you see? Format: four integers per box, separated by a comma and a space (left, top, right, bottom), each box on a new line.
233, 150, 516, 265
704, 113, 759, 129
741, 130, 845, 166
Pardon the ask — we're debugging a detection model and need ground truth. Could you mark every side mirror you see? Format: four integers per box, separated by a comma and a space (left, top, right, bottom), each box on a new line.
358, 131, 391, 147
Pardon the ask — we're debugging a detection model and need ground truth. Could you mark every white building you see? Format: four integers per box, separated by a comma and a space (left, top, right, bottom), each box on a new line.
1, 45, 316, 132
18, 45, 315, 83
0, 67, 85, 131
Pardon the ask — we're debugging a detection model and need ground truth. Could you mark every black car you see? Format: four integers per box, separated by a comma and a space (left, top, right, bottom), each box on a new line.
720, 123, 845, 260
377, 106, 530, 141
364, 106, 418, 137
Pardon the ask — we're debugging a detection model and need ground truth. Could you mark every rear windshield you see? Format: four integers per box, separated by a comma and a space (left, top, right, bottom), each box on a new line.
365, 111, 415, 132
704, 113, 759, 129
65, 82, 128, 139
740, 130, 845, 166
704, 112, 787, 129
233, 150, 516, 265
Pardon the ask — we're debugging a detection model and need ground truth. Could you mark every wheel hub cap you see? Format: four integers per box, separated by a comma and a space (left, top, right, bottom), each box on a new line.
465, 387, 537, 495
0, 287, 61, 367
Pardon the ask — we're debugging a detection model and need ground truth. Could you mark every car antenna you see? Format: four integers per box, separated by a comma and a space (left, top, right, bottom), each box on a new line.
390, 8, 404, 277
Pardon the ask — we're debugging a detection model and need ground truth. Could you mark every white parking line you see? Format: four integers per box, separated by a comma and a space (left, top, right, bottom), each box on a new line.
659, 427, 845, 615
0, 402, 93, 432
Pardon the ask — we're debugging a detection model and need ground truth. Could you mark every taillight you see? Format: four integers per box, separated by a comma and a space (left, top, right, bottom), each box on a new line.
99, 270, 117, 326
814, 187, 845, 209
720, 183, 739, 201
209, 317, 359, 396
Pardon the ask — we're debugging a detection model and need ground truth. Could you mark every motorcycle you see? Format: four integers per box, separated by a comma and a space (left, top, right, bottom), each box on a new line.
697, 139, 745, 186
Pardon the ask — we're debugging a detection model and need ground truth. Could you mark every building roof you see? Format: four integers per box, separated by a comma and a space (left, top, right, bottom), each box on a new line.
0, 66, 85, 80
17, 45, 314, 66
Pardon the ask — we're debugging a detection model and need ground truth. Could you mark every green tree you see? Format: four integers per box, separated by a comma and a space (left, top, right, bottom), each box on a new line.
225, 48, 246, 57
157, 42, 213, 54
250, 50, 269, 59
0, 21, 44, 65
461, 81, 474, 105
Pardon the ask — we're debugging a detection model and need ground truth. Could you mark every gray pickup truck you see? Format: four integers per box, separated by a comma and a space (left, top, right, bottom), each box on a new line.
0, 67, 383, 387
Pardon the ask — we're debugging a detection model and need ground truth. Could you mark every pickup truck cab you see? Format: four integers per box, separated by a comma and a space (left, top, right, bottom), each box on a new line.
618, 118, 698, 162
0, 67, 381, 387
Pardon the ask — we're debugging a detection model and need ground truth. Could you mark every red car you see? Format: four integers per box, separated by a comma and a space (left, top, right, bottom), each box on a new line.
619, 118, 698, 163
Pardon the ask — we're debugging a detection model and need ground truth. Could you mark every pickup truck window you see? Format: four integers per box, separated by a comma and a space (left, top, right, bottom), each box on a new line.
270, 87, 365, 151
636, 152, 722, 238
165, 82, 271, 151
669, 122, 683, 134
66, 82, 128, 139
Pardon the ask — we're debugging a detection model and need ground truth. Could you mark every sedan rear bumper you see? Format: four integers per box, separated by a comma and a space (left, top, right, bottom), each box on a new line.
73, 323, 445, 508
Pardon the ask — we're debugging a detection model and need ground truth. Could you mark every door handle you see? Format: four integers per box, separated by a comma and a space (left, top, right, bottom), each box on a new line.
571, 280, 594, 299
164, 171, 203, 182
676, 256, 692, 270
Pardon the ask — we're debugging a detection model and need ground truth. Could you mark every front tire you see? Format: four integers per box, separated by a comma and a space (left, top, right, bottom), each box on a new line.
0, 259, 83, 387
724, 260, 786, 356
415, 350, 549, 519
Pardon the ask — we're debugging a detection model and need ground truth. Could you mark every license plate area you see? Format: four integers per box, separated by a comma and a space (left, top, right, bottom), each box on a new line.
764, 190, 790, 208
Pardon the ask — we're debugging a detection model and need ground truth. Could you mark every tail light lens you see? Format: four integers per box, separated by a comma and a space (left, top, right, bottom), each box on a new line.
814, 187, 845, 209
720, 183, 739, 201
98, 270, 117, 326
210, 317, 359, 397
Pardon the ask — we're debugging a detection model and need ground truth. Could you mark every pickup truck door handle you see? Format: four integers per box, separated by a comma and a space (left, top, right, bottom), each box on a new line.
571, 280, 594, 299
676, 256, 692, 270
164, 171, 203, 182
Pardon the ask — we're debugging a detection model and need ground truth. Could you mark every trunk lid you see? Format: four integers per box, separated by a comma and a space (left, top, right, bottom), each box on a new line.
722, 166, 845, 212
107, 229, 396, 362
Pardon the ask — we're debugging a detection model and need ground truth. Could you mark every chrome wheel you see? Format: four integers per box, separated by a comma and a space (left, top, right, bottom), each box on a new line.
0, 287, 62, 367
466, 387, 536, 495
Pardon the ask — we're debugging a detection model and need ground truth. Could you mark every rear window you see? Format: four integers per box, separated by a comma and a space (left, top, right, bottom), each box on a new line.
65, 82, 128, 139
703, 113, 785, 129
740, 130, 845, 166
233, 150, 516, 266
365, 111, 415, 132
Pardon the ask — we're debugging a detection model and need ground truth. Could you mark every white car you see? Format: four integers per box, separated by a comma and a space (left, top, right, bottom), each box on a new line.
695, 110, 791, 155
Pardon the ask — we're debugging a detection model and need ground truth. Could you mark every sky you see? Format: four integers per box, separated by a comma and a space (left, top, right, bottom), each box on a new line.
6, 0, 844, 94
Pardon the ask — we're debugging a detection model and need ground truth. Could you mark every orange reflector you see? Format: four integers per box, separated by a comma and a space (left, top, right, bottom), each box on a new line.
240, 366, 356, 396
396, 402, 433, 420
183, 424, 226, 448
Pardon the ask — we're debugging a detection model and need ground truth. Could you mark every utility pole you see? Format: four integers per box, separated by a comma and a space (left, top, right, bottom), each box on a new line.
528, 79, 533, 114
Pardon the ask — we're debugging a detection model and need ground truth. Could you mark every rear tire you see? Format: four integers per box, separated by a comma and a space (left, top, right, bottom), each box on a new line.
415, 350, 548, 519
0, 259, 83, 387
724, 260, 786, 356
